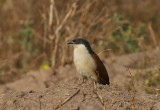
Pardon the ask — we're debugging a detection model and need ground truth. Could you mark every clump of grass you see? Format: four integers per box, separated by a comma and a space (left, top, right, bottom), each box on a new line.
136, 70, 160, 95
127, 68, 160, 95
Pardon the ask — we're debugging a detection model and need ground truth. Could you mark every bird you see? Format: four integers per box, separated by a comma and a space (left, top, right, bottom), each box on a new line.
67, 38, 110, 85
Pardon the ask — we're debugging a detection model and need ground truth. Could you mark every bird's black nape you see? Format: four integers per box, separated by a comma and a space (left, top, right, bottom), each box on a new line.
67, 38, 95, 54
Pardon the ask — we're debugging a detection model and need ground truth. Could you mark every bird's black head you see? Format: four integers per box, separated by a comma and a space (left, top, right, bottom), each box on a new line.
67, 38, 94, 54
67, 38, 89, 45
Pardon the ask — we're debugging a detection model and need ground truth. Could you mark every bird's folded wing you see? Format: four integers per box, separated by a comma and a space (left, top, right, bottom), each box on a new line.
91, 54, 110, 85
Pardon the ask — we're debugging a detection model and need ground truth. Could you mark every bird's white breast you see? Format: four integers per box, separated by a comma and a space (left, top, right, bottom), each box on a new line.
73, 44, 97, 78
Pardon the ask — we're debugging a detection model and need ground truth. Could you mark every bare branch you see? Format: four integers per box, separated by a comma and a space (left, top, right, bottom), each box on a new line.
49, 0, 54, 27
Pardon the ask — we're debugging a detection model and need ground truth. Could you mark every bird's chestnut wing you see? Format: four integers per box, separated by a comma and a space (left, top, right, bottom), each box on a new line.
91, 54, 110, 85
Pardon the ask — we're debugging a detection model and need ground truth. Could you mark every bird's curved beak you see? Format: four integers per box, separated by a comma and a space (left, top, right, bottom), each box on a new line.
67, 40, 74, 44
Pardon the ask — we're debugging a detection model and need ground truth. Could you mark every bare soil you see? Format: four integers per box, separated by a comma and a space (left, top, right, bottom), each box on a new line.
1, 83, 160, 110
0, 49, 160, 110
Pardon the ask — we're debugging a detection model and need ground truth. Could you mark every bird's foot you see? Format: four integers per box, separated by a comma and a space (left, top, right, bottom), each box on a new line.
78, 76, 88, 87
81, 78, 86, 83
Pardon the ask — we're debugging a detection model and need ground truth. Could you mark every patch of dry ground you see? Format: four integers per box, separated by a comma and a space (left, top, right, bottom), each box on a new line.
0, 83, 160, 110
0, 49, 160, 109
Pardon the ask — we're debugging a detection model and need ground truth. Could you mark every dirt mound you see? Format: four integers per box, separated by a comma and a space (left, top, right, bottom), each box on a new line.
0, 49, 160, 109
0, 83, 160, 110
0, 64, 80, 94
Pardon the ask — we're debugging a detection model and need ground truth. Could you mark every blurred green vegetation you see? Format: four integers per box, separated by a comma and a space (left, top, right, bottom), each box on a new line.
135, 70, 160, 95
108, 13, 146, 53
17, 21, 39, 56
16, 21, 40, 70
18, 22, 35, 52
95, 13, 149, 56
126, 68, 160, 96
0, 71, 2, 75
125, 53, 160, 95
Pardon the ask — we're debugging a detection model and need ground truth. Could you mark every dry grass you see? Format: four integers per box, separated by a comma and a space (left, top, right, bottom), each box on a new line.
0, 0, 160, 80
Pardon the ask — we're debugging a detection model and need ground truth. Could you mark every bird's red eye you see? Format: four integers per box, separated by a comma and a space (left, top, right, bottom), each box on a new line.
76, 41, 79, 44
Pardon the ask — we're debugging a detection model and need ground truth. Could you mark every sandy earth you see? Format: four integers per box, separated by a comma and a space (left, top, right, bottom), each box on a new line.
1, 83, 160, 110
0, 49, 160, 110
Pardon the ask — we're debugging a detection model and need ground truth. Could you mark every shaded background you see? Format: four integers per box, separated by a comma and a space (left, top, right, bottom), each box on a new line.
0, 0, 160, 95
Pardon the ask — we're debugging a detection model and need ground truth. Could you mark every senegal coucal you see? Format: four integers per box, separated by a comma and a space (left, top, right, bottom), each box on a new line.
67, 38, 110, 85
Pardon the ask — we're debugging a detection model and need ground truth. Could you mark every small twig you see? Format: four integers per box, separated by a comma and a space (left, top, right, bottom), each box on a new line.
126, 66, 133, 77
126, 66, 136, 110
49, 0, 54, 27
55, 7, 73, 34
40, 11, 48, 48
96, 91, 104, 105
39, 97, 42, 110
148, 22, 157, 47
126, 66, 135, 90
94, 91, 106, 110
98, 49, 112, 55
43, 14, 47, 48
55, 89, 80, 110
128, 90, 135, 110
52, 0, 59, 26
82, 91, 86, 102
59, 99, 62, 110
93, 82, 106, 110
